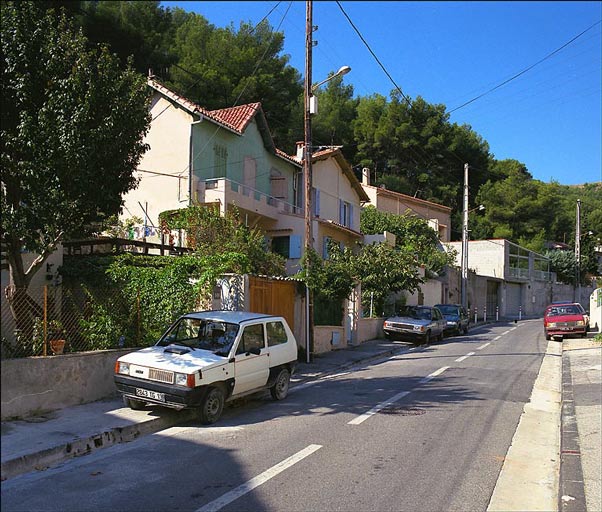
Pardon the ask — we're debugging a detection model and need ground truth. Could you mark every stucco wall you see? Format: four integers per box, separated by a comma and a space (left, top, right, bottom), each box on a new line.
357, 318, 384, 342
1, 349, 134, 420
122, 93, 194, 234
314, 326, 345, 354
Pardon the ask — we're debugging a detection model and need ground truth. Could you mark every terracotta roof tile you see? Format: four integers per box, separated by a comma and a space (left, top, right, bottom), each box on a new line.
209, 103, 261, 133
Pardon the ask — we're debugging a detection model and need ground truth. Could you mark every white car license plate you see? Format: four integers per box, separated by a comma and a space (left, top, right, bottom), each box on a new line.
135, 388, 165, 402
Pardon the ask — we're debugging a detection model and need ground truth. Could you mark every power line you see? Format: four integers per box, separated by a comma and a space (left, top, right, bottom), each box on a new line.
335, 1, 411, 106
448, 20, 602, 114
334, 1, 466, 168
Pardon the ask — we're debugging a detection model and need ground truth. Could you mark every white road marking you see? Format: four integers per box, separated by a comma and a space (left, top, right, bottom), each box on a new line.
476, 342, 491, 350
196, 444, 322, 512
419, 366, 450, 384
502, 330, 511, 336
455, 352, 475, 363
348, 390, 411, 425
493, 336, 502, 340
348, 366, 451, 426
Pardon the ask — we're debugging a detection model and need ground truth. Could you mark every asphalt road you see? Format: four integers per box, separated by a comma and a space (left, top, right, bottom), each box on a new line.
1, 320, 547, 512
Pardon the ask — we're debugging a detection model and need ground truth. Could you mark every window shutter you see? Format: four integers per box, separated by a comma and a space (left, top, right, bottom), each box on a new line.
323, 236, 331, 259
339, 199, 345, 224
289, 235, 302, 259
348, 204, 354, 228
313, 189, 320, 217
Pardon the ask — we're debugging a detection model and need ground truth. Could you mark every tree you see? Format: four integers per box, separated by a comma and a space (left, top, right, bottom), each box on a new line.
360, 206, 455, 276
1, 2, 150, 332
159, 205, 286, 277
168, 17, 302, 150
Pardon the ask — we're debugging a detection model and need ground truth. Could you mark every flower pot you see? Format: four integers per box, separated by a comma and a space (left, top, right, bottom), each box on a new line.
50, 339, 66, 355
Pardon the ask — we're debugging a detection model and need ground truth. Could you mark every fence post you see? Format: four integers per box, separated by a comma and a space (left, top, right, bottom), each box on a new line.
137, 288, 141, 345
496, 306, 499, 322
43, 285, 48, 357
518, 305, 522, 321
484, 305, 487, 323
474, 307, 477, 324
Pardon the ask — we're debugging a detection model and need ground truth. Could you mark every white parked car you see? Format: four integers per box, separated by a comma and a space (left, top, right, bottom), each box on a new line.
114, 311, 298, 424
383, 305, 446, 344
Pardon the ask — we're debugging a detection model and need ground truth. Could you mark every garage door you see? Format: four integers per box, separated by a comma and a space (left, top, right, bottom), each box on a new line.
506, 283, 522, 318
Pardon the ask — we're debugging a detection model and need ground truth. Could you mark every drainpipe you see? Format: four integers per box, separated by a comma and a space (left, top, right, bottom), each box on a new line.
189, 117, 204, 204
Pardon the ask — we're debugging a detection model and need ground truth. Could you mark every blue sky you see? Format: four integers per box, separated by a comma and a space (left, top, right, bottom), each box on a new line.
162, 1, 601, 186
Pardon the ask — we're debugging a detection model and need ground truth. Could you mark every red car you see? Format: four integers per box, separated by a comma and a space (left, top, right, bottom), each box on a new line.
543, 303, 588, 340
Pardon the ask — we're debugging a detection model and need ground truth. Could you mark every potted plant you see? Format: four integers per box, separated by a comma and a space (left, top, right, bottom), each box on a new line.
48, 320, 66, 355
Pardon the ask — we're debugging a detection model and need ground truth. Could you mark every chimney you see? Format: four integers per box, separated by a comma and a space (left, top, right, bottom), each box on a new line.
362, 167, 370, 186
296, 141, 304, 160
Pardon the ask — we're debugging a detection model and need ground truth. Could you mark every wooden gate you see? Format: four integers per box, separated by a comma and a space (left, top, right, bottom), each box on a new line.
248, 276, 296, 330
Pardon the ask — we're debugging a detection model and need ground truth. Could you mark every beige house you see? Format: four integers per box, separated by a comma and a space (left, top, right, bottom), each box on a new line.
122, 78, 370, 276
360, 169, 451, 242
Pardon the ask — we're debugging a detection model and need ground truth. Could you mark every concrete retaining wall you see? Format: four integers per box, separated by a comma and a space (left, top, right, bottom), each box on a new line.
1, 349, 135, 420
357, 318, 384, 343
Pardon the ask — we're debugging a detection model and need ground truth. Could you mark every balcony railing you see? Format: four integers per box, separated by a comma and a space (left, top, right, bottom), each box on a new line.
508, 267, 552, 282
200, 178, 301, 217
508, 267, 530, 280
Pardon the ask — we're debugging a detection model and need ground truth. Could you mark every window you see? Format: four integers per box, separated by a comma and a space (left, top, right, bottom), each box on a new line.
339, 200, 353, 228
243, 157, 256, 193
270, 169, 288, 200
267, 321, 288, 346
237, 324, 265, 354
272, 236, 290, 258
214, 144, 228, 178
272, 235, 301, 259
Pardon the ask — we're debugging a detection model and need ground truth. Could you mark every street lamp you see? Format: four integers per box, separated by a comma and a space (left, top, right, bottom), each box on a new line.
303, 1, 351, 362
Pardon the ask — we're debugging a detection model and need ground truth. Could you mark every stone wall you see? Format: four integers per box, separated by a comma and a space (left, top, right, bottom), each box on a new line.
1, 349, 134, 420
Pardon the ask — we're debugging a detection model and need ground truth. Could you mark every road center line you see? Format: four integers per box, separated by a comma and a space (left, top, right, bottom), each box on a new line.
455, 352, 475, 362
348, 390, 411, 425
196, 444, 323, 512
419, 366, 449, 383
476, 342, 491, 350
493, 335, 502, 340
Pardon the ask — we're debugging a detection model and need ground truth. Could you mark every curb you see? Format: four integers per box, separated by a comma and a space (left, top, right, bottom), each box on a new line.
487, 338, 562, 511
1, 409, 197, 482
559, 342, 590, 512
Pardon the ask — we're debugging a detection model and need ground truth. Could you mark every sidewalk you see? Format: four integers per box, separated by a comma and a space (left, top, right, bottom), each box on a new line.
1, 337, 408, 482
560, 337, 602, 512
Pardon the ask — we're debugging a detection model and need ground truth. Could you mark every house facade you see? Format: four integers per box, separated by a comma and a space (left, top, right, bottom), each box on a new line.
359, 169, 452, 243
446, 239, 553, 318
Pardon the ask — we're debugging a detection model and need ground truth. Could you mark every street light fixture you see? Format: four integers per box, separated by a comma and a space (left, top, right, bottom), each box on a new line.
311, 66, 351, 93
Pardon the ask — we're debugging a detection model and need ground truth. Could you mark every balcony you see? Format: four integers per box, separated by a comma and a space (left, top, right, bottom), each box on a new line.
196, 178, 301, 220
507, 267, 552, 282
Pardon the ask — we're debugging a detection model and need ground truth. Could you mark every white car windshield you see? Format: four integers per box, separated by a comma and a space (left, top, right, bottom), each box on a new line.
158, 318, 240, 356
398, 306, 432, 320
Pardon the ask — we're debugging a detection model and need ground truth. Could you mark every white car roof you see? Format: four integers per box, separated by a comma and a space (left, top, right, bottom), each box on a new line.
182, 310, 277, 324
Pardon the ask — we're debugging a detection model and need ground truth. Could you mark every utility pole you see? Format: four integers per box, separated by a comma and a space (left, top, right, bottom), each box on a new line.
461, 163, 469, 310
575, 198, 581, 304
303, 0, 314, 363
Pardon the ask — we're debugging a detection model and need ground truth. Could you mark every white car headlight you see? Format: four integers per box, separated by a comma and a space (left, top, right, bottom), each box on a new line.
413, 325, 424, 332
576, 320, 585, 327
547, 322, 557, 328
116, 361, 130, 375
175, 373, 189, 386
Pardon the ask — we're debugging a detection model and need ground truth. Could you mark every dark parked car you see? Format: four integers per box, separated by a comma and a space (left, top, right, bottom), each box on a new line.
383, 305, 446, 344
434, 304, 470, 335
543, 303, 588, 340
